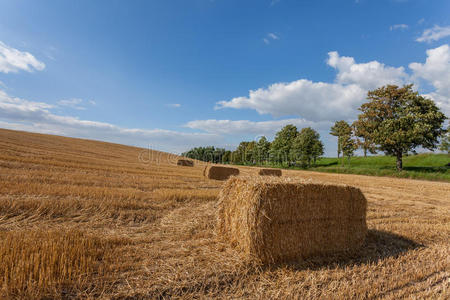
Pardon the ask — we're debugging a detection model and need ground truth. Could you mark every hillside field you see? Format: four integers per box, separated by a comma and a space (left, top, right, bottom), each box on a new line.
0, 128, 449, 299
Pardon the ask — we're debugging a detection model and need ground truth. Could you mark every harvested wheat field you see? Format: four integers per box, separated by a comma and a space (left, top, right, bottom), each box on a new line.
0, 128, 449, 299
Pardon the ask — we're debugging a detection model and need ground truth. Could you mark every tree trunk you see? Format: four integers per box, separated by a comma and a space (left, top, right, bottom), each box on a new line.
396, 152, 403, 171
337, 139, 341, 159
364, 148, 367, 158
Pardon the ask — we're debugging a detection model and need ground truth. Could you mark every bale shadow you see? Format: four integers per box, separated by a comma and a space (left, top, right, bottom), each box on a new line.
376, 165, 448, 173
315, 161, 339, 167
273, 229, 424, 271
402, 166, 448, 173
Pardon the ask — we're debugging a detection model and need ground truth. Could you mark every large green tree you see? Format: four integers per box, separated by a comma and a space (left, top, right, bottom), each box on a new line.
357, 84, 446, 171
269, 125, 298, 164
290, 127, 324, 167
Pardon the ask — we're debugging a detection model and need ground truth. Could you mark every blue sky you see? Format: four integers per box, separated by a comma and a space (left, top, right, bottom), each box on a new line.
0, 0, 449, 155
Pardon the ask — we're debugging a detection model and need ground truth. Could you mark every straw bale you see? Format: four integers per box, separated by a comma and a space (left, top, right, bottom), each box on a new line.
206, 166, 239, 180
217, 176, 367, 264
258, 168, 282, 176
177, 159, 194, 167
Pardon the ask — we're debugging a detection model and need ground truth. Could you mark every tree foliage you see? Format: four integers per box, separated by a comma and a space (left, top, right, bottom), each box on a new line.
269, 125, 298, 164
352, 119, 377, 157
439, 126, 449, 154
244, 141, 257, 164
290, 127, 324, 167
255, 136, 271, 164
330, 120, 355, 164
231, 141, 250, 165
357, 84, 447, 171
182, 146, 226, 163
222, 150, 232, 164
330, 120, 352, 158
341, 134, 357, 163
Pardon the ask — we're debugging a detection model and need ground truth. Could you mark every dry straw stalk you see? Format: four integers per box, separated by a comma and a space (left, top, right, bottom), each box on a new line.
217, 176, 367, 264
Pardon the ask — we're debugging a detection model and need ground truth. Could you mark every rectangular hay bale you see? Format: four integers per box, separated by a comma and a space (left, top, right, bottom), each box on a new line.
217, 176, 367, 263
206, 165, 239, 180
177, 159, 194, 167
258, 168, 282, 176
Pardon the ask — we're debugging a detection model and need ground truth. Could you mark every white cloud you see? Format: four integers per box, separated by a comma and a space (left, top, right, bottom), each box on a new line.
185, 118, 331, 136
327, 51, 408, 90
57, 98, 86, 110
263, 33, 279, 44
0, 90, 219, 153
268, 33, 279, 40
167, 103, 181, 108
409, 44, 450, 115
416, 25, 450, 43
216, 80, 366, 121
0, 41, 45, 73
390, 24, 409, 31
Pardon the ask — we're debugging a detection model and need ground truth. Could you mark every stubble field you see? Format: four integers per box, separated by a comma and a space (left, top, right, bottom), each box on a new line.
0, 128, 449, 299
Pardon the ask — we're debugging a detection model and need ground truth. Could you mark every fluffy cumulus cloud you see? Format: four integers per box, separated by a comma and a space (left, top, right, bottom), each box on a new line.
0, 41, 45, 73
216, 80, 366, 121
216, 45, 450, 122
416, 25, 450, 43
409, 44, 450, 115
0, 90, 218, 153
327, 51, 408, 90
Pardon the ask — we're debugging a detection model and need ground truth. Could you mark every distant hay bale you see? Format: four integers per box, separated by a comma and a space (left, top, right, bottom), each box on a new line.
206, 166, 239, 180
217, 176, 367, 264
258, 168, 282, 176
177, 159, 194, 167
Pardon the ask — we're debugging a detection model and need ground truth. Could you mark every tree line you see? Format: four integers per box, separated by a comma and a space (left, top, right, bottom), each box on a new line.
183, 84, 448, 171
182, 126, 324, 167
